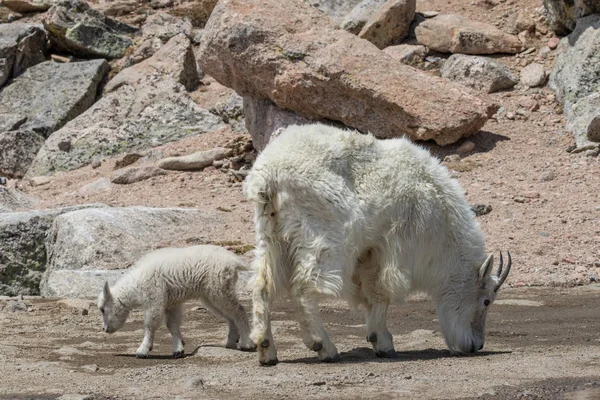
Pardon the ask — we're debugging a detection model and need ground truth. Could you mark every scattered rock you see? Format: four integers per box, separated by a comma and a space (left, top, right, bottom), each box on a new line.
421, 10, 438, 18
383, 44, 428, 66
0, 60, 110, 138
519, 98, 539, 111
110, 166, 167, 184
549, 15, 600, 150
6, 299, 28, 312
114, 153, 144, 170
141, 12, 193, 42
0, 23, 46, 88
105, 34, 200, 93
243, 96, 316, 151
0, 130, 45, 179
0, 204, 107, 296
566, 92, 600, 148
543, 0, 600, 35
547, 36, 560, 49
41, 206, 227, 297
200, 0, 497, 146
27, 35, 224, 176
520, 62, 546, 88
471, 204, 492, 216
539, 171, 555, 182
341, 0, 386, 34
42, 0, 138, 59
457, 141, 475, 154
158, 148, 233, 171
414, 14, 523, 54
440, 54, 518, 93
82, 364, 99, 372
209, 92, 245, 129
0, 187, 36, 212
2, 0, 53, 13
91, 159, 101, 169
169, 0, 218, 27
358, 0, 416, 49
29, 176, 52, 186
510, 11, 536, 34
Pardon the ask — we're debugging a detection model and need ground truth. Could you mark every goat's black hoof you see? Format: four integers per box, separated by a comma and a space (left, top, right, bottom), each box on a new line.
367, 333, 377, 343
259, 358, 278, 366
376, 349, 397, 359
172, 351, 185, 359
311, 342, 323, 352
321, 353, 341, 363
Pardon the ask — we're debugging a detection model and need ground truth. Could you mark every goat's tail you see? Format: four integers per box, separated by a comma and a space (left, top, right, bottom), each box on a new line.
243, 170, 290, 300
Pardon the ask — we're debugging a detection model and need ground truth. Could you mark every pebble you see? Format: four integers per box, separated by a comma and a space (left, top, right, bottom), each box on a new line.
443, 154, 461, 163
29, 176, 52, 187
522, 191, 540, 199
81, 308, 88, 316
82, 364, 98, 372
562, 257, 576, 264
183, 376, 205, 390
514, 197, 527, 203
456, 141, 475, 154
91, 159, 102, 169
539, 171, 555, 182
471, 204, 492, 216
519, 98, 539, 111
547, 36, 560, 49
422, 10, 439, 18
506, 112, 515, 120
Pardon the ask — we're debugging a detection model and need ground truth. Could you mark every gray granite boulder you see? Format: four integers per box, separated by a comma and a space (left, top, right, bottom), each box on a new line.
0, 23, 46, 88
543, 0, 600, 35
40, 206, 228, 297
27, 35, 221, 176
0, 204, 107, 296
42, 0, 137, 59
441, 54, 518, 93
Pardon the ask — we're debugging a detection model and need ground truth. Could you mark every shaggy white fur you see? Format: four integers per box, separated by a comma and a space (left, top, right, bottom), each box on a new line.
243, 123, 510, 365
97, 245, 255, 358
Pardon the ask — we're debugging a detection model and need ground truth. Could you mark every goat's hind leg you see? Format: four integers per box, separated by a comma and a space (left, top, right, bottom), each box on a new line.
166, 304, 185, 359
251, 254, 278, 365
294, 289, 340, 362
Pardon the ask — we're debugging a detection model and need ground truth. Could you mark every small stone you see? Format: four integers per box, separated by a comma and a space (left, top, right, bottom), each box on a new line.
514, 196, 527, 203
522, 191, 540, 199
520, 63, 546, 87
547, 37, 560, 50
29, 176, 52, 186
562, 257, 576, 264
158, 148, 233, 171
82, 364, 98, 372
312, 381, 327, 386
114, 153, 143, 170
443, 154, 461, 163
585, 148, 600, 157
421, 10, 438, 18
111, 166, 167, 185
506, 112, 515, 120
91, 159, 101, 169
471, 204, 492, 216
404, 375, 412, 379
81, 308, 88, 316
519, 98, 539, 111
7, 300, 28, 312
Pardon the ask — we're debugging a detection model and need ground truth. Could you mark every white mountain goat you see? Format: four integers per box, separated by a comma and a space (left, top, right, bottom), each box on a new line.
243, 123, 511, 365
97, 245, 256, 358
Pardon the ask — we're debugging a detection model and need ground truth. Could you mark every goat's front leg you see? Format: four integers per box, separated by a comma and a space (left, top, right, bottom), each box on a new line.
251, 255, 278, 365
294, 290, 339, 362
365, 301, 396, 358
166, 304, 185, 359
136, 307, 163, 358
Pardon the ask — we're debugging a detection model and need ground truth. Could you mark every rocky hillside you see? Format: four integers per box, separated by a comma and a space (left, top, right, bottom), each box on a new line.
0, 0, 598, 297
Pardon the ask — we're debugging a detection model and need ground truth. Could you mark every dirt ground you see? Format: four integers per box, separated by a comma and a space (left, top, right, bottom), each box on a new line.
1, 285, 599, 400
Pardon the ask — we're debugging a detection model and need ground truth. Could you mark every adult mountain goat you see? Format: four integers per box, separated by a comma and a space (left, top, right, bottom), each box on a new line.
243, 123, 511, 365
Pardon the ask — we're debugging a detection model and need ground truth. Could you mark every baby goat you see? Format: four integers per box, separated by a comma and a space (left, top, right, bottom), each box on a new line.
97, 245, 255, 358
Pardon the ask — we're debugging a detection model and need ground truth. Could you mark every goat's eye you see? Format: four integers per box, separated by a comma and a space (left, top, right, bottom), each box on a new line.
100, 308, 105, 314
484, 299, 490, 307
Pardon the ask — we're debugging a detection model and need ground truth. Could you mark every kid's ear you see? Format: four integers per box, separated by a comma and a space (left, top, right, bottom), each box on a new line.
103, 281, 112, 300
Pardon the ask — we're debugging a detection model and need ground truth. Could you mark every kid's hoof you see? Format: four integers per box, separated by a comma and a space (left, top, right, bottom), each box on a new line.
321, 353, 341, 363
240, 344, 257, 352
135, 353, 148, 359
310, 342, 323, 352
259, 358, 278, 366
367, 333, 377, 343
376, 349, 397, 359
172, 351, 185, 359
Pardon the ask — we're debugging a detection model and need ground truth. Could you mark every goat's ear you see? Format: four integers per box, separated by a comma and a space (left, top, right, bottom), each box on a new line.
478, 253, 494, 280
103, 281, 112, 301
